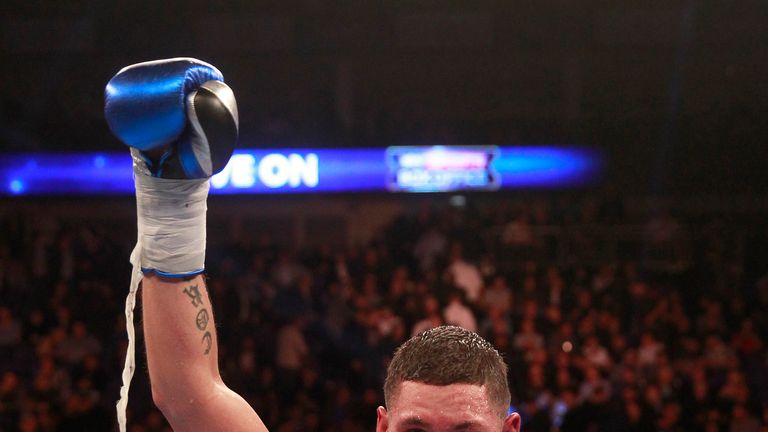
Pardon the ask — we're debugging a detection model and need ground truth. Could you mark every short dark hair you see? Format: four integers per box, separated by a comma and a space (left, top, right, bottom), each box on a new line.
384, 325, 511, 417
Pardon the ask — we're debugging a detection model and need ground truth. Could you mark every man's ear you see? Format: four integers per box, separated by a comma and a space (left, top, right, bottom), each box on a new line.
376, 406, 389, 432
502, 412, 521, 432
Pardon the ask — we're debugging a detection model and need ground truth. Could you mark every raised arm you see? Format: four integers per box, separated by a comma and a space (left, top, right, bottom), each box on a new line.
143, 274, 267, 431
105, 58, 267, 431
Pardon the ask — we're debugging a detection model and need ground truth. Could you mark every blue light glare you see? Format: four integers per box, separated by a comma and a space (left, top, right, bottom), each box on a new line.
0, 146, 602, 196
9, 179, 24, 194
94, 155, 106, 168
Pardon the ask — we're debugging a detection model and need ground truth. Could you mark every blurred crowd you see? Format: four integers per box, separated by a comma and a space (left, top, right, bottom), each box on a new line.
1, 195, 768, 431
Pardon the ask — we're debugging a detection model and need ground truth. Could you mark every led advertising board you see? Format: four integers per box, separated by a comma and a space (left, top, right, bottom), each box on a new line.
1, 146, 602, 196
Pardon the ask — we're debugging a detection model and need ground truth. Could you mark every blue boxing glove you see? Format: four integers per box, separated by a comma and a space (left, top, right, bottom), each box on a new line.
104, 58, 238, 277
105, 57, 238, 179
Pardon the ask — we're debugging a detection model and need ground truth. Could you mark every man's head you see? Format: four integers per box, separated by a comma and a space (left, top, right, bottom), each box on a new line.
378, 326, 521, 432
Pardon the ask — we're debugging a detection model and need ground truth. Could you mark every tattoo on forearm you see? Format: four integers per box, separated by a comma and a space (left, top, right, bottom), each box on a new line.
196, 309, 210, 330
202, 331, 212, 355
183, 284, 204, 307
183, 284, 212, 355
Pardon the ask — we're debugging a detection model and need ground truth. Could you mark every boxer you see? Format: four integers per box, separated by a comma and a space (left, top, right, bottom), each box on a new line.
105, 58, 520, 432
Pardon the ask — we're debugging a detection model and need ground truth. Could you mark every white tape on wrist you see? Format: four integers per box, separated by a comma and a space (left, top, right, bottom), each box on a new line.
116, 174, 209, 432
135, 175, 209, 275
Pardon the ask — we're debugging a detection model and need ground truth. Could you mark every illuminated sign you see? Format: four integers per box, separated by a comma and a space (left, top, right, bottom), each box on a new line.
0, 146, 602, 196
387, 146, 499, 192
211, 153, 319, 190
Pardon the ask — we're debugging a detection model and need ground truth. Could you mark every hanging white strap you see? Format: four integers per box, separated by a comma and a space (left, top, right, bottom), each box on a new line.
116, 240, 143, 432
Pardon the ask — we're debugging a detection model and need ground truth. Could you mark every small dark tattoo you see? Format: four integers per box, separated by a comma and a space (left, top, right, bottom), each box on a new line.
184, 284, 212, 355
183, 284, 204, 308
195, 309, 210, 331
202, 331, 212, 355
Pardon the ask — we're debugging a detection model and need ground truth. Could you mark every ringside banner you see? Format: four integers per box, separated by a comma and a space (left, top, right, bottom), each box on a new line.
1, 146, 602, 195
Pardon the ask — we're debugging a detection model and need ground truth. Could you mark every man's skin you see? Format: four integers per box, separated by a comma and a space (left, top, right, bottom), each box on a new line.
376, 382, 521, 432
143, 275, 520, 432
142, 274, 268, 431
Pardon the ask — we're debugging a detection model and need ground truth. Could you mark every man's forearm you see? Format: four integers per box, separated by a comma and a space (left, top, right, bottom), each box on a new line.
143, 274, 219, 405
143, 274, 267, 431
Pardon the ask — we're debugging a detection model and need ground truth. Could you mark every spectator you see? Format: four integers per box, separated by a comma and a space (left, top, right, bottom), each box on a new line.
578, 366, 612, 403
637, 332, 664, 367
413, 226, 447, 272
732, 318, 763, 357
411, 295, 443, 336
704, 335, 738, 370
582, 335, 612, 370
731, 404, 761, 432
56, 322, 101, 365
0, 306, 22, 348
481, 274, 513, 313
513, 319, 544, 353
0, 371, 22, 430
444, 243, 483, 303
275, 317, 309, 403
443, 290, 477, 332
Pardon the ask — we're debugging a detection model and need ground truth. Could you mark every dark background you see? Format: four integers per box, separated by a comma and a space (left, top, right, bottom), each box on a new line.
1, 0, 767, 193
3, 3, 768, 432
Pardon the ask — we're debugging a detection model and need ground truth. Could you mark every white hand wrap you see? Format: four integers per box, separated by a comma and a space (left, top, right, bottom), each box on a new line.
135, 175, 209, 276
